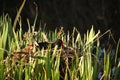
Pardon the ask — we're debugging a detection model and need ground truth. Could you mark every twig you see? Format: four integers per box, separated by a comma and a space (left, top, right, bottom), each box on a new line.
13, 0, 26, 31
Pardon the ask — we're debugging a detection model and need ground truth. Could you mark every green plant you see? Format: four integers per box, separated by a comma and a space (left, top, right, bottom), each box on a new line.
0, 13, 120, 80
0, 14, 12, 80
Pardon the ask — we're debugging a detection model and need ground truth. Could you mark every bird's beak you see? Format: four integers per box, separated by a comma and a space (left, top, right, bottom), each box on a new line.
62, 41, 65, 47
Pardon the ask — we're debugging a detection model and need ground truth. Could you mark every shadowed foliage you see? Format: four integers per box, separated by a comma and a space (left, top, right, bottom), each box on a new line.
0, 0, 120, 41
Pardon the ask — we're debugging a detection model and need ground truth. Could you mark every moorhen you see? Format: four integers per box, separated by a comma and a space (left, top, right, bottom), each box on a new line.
36, 39, 64, 50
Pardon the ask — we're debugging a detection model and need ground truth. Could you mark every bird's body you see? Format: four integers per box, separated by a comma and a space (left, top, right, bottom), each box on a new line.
36, 39, 64, 50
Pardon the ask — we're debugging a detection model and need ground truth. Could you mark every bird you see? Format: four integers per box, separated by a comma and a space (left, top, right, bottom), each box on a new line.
35, 39, 64, 50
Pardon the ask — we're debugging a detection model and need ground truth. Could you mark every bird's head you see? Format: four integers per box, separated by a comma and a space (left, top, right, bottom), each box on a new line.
52, 39, 65, 48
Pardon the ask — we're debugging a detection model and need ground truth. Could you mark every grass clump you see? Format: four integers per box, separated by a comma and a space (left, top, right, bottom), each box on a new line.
0, 14, 120, 80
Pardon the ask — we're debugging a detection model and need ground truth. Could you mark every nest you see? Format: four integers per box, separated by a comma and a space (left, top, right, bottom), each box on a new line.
11, 40, 76, 79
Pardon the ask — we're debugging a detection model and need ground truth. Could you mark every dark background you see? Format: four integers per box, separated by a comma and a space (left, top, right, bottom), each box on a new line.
0, 0, 120, 41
